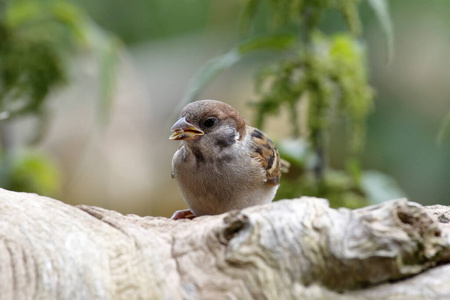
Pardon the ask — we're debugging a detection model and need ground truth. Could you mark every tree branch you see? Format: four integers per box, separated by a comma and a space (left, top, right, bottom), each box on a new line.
0, 188, 449, 299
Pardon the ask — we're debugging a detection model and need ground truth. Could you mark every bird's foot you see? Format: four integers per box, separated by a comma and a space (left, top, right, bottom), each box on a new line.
171, 209, 196, 220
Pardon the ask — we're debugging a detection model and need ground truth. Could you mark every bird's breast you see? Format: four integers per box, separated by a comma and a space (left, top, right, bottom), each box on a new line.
173, 136, 268, 188
172, 143, 269, 215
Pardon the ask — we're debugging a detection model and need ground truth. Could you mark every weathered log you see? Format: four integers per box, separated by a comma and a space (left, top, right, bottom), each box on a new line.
1, 188, 450, 300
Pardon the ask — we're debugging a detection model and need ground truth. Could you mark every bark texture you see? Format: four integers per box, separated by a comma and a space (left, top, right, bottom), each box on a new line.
1, 188, 450, 300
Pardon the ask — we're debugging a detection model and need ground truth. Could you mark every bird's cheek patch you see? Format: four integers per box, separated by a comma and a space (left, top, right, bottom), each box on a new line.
215, 132, 237, 148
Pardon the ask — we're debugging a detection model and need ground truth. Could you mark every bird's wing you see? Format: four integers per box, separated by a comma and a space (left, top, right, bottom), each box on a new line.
248, 127, 281, 186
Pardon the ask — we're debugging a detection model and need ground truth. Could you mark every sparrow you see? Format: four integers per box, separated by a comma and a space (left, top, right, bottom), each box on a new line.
169, 100, 282, 220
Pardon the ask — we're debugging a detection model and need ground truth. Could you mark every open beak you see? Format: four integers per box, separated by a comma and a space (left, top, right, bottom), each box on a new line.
169, 117, 204, 140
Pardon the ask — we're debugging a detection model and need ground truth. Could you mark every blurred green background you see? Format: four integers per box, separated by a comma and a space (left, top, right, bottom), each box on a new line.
1, 0, 449, 217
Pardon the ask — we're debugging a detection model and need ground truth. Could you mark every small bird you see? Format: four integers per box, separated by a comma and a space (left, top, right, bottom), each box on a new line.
169, 100, 282, 219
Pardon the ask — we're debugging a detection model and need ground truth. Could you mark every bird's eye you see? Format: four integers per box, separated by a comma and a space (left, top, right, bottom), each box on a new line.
203, 117, 217, 128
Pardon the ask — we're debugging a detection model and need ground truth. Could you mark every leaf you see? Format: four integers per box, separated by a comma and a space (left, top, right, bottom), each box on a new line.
9, 151, 61, 197
437, 110, 450, 145
172, 33, 297, 123
3, 0, 121, 125
361, 170, 406, 205
52, 1, 122, 125
51, 1, 88, 43
238, 33, 296, 54
183, 49, 241, 106
367, 0, 394, 63
277, 138, 315, 168
239, 0, 260, 33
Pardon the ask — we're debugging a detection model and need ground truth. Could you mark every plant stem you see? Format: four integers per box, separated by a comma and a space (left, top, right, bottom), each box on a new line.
299, 5, 327, 183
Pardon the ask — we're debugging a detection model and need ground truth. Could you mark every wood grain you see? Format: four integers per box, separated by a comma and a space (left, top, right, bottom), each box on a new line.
1, 188, 450, 299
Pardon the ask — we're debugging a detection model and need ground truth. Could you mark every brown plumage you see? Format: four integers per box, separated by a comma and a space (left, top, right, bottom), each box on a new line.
248, 127, 281, 186
169, 100, 283, 219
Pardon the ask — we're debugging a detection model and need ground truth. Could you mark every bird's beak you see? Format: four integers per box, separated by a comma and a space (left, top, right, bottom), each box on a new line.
169, 117, 204, 140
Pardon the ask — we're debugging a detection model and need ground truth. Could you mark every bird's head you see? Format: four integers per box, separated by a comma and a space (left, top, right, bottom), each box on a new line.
169, 100, 246, 148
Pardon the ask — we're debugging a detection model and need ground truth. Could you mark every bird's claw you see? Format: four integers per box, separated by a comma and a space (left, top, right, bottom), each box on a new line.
171, 209, 196, 220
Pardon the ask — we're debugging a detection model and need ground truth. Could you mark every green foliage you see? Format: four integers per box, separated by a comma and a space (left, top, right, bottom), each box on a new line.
0, 0, 121, 123
367, 0, 394, 61
275, 139, 405, 208
241, 0, 363, 36
242, 0, 389, 206
177, 33, 297, 121
8, 150, 61, 197
186, 0, 398, 208
0, 2, 66, 117
0, 0, 121, 196
254, 34, 374, 153
243, 0, 376, 155
275, 139, 368, 209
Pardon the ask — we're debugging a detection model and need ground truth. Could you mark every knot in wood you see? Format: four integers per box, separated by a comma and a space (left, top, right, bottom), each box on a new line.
395, 202, 441, 238
438, 214, 450, 223
222, 210, 249, 241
